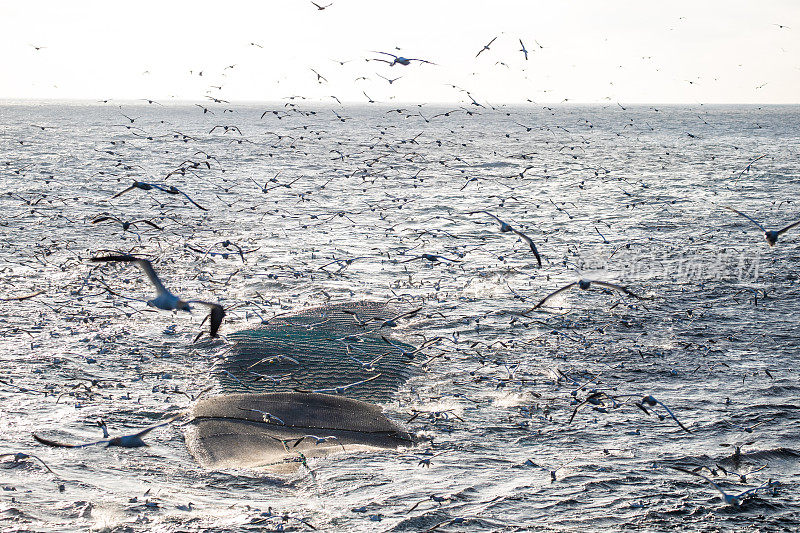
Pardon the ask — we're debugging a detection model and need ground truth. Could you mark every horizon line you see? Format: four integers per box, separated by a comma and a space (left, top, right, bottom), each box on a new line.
2, 97, 799, 107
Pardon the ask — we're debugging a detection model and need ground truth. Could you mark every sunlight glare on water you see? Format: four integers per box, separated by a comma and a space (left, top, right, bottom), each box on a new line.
0, 102, 798, 531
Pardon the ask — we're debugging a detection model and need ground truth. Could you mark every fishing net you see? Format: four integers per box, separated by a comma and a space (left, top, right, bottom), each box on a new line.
218, 301, 420, 401
185, 392, 413, 470
188, 302, 420, 469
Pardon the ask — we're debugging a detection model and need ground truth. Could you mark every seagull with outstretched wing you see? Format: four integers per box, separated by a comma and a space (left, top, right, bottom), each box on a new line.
191, 301, 226, 342
471, 211, 542, 267
528, 279, 646, 311
724, 206, 800, 246
476, 36, 498, 57
669, 466, 775, 506
112, 180, 206, 211
293, 434, 346, 451
0, 452, 57, 474
33, 415, 181, 449
519, 39, 529, 60
90, 254, 192, 312
638, 395, 691, 433
371, 51, 435, 66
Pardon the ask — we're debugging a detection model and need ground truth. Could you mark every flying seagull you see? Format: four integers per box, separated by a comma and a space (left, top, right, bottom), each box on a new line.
92, 254, 226, 337
343, 306, 422, 328
669, 466, 775, 506
735, 154, 766, 180
192, 302, 226, 342
293, 434, 346, 451
92, 214, 163, 232
0, 452, 57, 474
399, 254, 460, 264
724, 206, 800, 246
638, 395, 691, 433
476, 36, 499, 58
528, 279, 646, 311
90, 254, 192, 312
519, 39, 529, 60
310, 68, 328, 83
371, 51, 435, 66
376, 307, 422, 327
381, 335, 442, 359
0, 290, 45, 302
377, 73, 403, 84
237, 407, 285, 425
295, 373, 383, 394
33, 415, 181, 449
471, 211, 541, 267
111, 180, 207, 211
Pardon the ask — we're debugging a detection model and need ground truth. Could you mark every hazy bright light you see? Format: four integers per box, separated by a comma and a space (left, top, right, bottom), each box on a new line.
1, 0, 797, 103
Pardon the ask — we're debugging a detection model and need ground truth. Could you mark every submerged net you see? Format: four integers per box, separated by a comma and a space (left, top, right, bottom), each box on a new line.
185, 392, 414, 470
218, 301, 420, 401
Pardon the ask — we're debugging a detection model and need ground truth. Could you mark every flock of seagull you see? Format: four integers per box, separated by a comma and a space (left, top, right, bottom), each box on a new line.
2, 18, 798, 530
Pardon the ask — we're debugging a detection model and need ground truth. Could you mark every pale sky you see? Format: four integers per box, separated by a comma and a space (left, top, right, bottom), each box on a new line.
1, 0, 798, 104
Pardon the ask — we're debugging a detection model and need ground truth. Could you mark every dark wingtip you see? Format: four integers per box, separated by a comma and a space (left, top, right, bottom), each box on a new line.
33, 433, 72, 448
89, 254, 137, 263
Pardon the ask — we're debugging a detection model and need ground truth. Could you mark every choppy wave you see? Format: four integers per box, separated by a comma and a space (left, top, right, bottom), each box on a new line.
0, 103, 798, 531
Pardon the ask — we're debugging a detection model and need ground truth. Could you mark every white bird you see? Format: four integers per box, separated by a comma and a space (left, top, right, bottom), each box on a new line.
381, 335, 442, 359
638, 395, 691, 433
345, 348, 389, 372
528, 279, 646, 311
293, 434, 346, 450
669, 466, 775, 506
377, 73, 403, 84
237, 407, 285, 425
92, 255, 225, 337
402, 449, 447, 467
296, 373, 382, 394
343, 307, 422, 328
90, 255, 192, 312
246, 355, 301, 369
0, 452, 57, 474
724, 206, 800, 246
33, 415, 181, 449
399, 254, 460, 264
470, 211, 541, 267
734, 154, 766, 181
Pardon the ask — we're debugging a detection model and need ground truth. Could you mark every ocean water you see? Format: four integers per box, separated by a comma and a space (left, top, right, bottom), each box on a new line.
0, 101, 798, 531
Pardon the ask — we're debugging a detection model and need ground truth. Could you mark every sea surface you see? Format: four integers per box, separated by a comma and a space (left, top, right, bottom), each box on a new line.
0, 101, 798, 531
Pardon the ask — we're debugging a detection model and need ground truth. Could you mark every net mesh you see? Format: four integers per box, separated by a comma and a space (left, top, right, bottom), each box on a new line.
186, 392, 414, 470
219, 301, 419, 401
